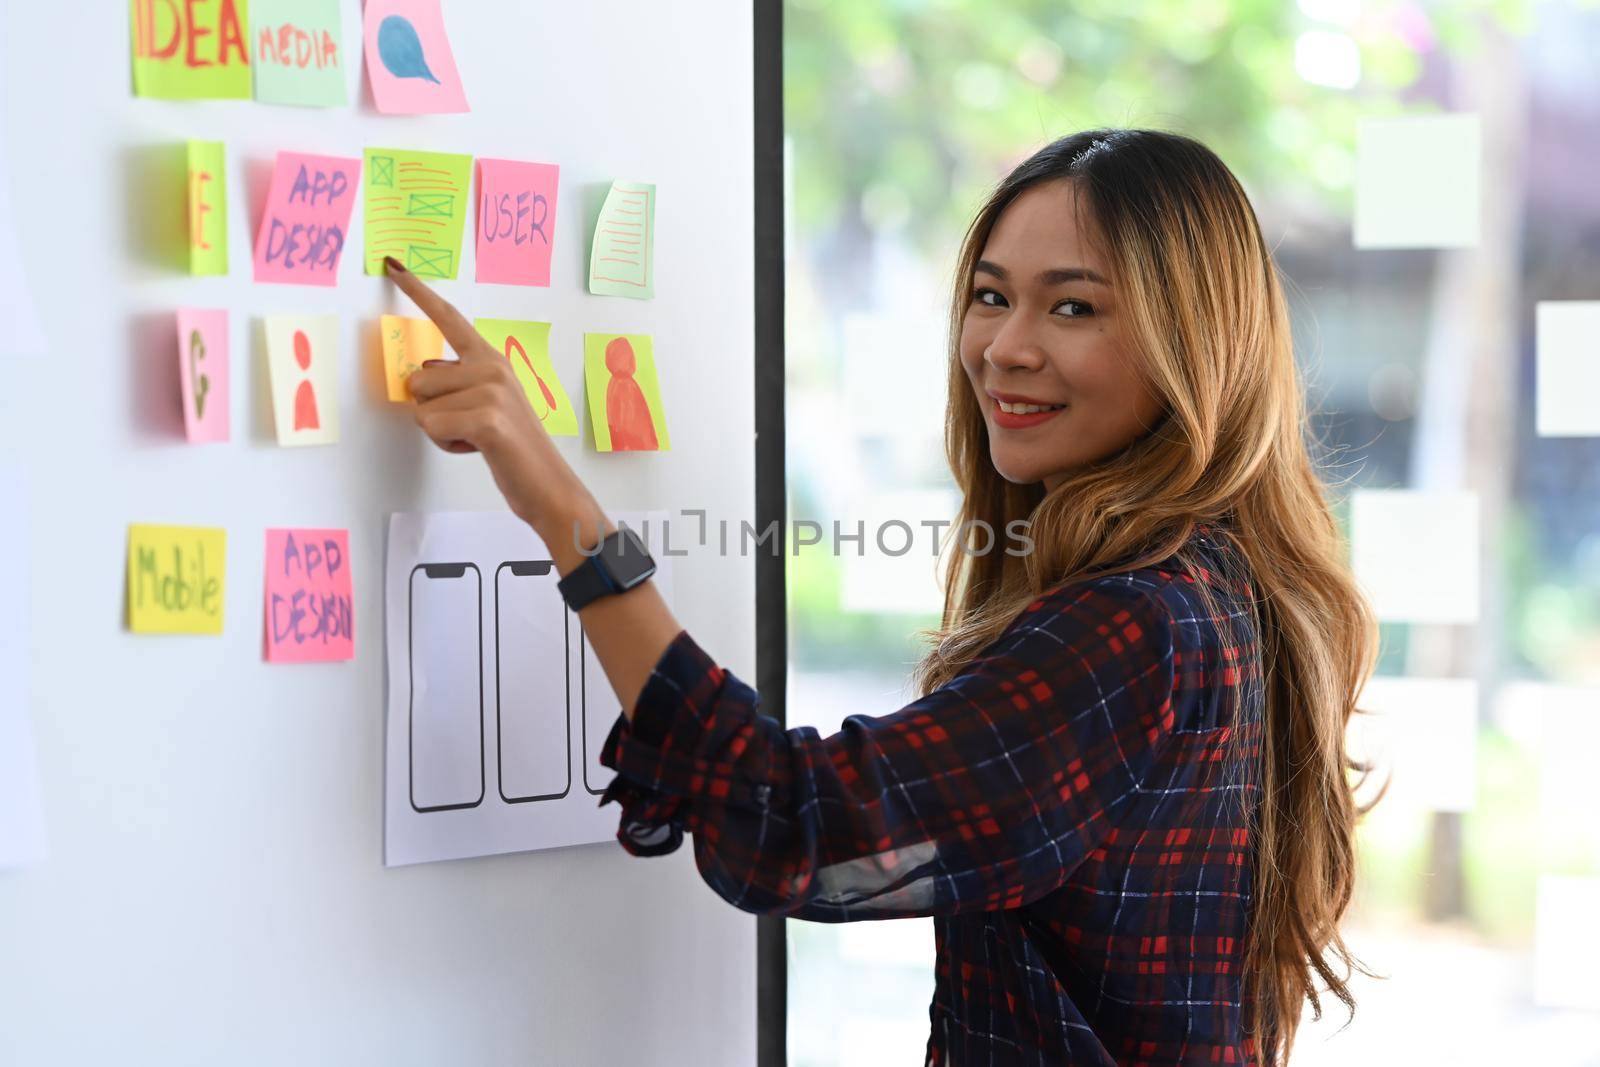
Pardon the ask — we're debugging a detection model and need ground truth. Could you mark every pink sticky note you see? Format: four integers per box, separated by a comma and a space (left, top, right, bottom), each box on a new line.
363, 0, 469, 115
253, 151, 361, 286
475, 158, 560, 287
176, 309, 230, 443
264, 528, 354, 662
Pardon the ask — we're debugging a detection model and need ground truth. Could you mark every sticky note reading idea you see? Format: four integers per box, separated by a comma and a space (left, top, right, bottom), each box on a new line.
254, 151, 361, 285
130, 0, 252, 100
252, 0, 347, 107
127, 524, 227, 635
364, 147, 473, 279
187, 141, 228, 275
265, 528, 354, 662
475, 159, 559, 287
583, 333, 668, 451
362, 0, 468, 114
475, 319, 578, 437
380, 314, 444, 402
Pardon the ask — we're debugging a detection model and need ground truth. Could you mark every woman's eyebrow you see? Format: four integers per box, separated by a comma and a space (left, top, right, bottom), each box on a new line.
973, 259, 1108, 287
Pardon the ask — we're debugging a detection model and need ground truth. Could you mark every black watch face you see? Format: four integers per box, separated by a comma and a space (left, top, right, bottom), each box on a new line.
601, 526, 657, 588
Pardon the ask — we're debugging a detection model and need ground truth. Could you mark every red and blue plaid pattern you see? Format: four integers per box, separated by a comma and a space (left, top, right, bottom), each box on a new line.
600, 525, 1263, 1065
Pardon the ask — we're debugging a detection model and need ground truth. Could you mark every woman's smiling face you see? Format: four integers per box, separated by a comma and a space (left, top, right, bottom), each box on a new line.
959, 179, 1166, 490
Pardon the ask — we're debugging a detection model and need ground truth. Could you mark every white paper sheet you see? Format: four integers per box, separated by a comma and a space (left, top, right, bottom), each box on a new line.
1350, 488, 1480, 624
1354, 113, 1481, 250
0, 57, 47, 358
1535, 301, 1600, 437
383, 509, 675, 866
1, 466, 47, 869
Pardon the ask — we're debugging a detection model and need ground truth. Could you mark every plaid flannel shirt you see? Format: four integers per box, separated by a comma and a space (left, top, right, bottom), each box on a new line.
599, 524, 1264, 1065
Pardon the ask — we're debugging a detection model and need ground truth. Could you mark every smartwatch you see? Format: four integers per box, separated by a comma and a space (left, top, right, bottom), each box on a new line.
557, 525, 658, 612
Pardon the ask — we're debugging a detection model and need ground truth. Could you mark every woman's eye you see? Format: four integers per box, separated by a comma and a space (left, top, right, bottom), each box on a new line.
1053, 299, 1094, 317
974, 287, 1008, 308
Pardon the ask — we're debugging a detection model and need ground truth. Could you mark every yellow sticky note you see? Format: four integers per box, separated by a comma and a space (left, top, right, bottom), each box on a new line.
127, 524, 227, 634
380, 315, 445, 402
187, 141, 228, 275
475, 319, 578, 437
583, 333, 668, 451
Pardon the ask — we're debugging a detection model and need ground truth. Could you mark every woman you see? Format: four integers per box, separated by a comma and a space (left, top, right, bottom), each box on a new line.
385, 127, 1380, 1066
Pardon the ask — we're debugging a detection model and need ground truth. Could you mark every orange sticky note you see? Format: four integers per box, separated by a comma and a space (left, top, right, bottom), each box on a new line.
380, 314, 445, 401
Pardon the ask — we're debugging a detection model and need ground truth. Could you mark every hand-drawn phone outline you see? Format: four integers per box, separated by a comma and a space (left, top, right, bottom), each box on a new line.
493, 560, 572, 805
408, 562, 486, 814
579, 623, 614, 798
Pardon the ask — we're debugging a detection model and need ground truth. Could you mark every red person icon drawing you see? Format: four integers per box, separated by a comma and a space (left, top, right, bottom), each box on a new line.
292, 328, 320, 432
603, 336, 657, 450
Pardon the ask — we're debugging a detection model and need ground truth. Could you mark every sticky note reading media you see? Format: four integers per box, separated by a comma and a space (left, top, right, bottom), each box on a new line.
364, 147, 473, 279
254, 151, 361, 286
362, 0, 468, 114
253, 0, 347, 107
176, 309, 230, 443
475, 159, 559, 287
380, 314, 445, 402
127, 524, 227, 635
583, 333, 668, 451
264, 528, 354, 662
588, 181, 655, 299
475, 319, 578, 437
187, 141, 228, 275
130, 0, 252, 100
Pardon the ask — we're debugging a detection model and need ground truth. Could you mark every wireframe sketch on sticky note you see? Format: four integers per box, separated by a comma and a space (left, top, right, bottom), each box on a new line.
583, 333, 669, 452
474, 319, 578, 437
264, 313, 340, 446
588, 181, 655, 298
126, 524, 227, 635
364, 148, 474, 279
381, 314, 445, 402
177, 308, 230, 443
187, 141, 228, 275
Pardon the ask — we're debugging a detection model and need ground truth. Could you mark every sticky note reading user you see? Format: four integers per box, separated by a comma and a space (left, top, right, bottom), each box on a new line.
176, 309, 230, 443
264, 313, 340, 446
127, 524, 227, 634
475, 319, 578, 437
364, 147, 473, 279
583, 333, 668, 451
265, 528, 354, 662
1354, 114, 1481, 249
362, 0, 468, 114
187, 141, 228, 275
588, 181, 655, 299
475, 159, 559, 286
380, 314, 444, 402
130, 0, 252, 100
254, 151, 360, 285
253, 0, 347, 107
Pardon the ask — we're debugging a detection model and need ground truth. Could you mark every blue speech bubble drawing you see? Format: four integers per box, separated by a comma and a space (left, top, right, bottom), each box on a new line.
377, 15, 441, 85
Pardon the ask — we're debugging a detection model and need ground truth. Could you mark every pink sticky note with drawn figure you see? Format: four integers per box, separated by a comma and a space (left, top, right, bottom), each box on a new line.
362, 0, 469, 114
475, 159, 559, 287
176, 309, 230, 443
264, 528, 354, 662
253, 151, 361, 286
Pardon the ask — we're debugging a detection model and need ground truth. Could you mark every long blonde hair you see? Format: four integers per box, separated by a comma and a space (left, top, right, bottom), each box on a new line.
912, 129, 1382, 1065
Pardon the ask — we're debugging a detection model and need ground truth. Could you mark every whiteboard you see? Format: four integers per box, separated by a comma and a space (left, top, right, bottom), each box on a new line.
0, 2, 756, 1064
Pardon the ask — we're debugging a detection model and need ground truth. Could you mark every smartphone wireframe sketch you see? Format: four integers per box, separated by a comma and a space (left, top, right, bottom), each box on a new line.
578, 622, 623, 796
408, 562, 486, 813
494, 560, 571, 804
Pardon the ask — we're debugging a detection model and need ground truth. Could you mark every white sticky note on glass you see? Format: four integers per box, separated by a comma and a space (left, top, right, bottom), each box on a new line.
1348, 675, 1477, 813
1350, 488, 1479, 624
1354, 114, 1480, 249
1538, 689, 1600, 854
0, 466, 47, 869
1534, 875, 1600, 1011
1535, 301, 1600, 437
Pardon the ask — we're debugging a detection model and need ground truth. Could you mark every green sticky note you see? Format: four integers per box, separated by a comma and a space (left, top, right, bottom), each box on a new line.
476, 319, 579, 438
130, 0, 253, 100
588, 181, 655, 299
363, 147, 474, 279
583, 333, 668, 452
251, 0, 346, 107
186, 141, 228, 275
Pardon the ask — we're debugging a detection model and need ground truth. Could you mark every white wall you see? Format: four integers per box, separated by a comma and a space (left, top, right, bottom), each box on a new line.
0, 2, 756, 1063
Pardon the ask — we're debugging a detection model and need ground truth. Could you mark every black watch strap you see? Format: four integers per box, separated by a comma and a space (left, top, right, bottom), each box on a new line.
558, 526, 657, 612
557, 552, 614, 612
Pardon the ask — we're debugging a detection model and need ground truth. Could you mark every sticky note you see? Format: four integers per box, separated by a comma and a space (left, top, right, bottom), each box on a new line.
177, 309, 230, 443
265, 528, 354, 662
130, 0, 252, 100
1534, 875, 1600, 1010
476, 319, 578, 437
362, 0, 468, 114
252, 0, 347, 107
1535, 301, 1600, 437
264, 313, 340, 446
187, 141, 228, 275
1349, 488, 1479, 624
588, 181, 655, 299
475, 159, 559, 287
1347, 675, 1477, 813
380, 314, 444, 402
254, 151, 360, 286
1354, 114, 1481, 249
127, 524, 227, 634
583, 333, 668, 451
364, 147, 473, 279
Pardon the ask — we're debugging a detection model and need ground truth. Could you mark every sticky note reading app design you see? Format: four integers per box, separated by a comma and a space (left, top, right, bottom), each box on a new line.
254, 151, 361, 286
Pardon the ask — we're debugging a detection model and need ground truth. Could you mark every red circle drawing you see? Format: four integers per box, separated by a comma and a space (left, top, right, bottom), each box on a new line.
293, 330, 312, 371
